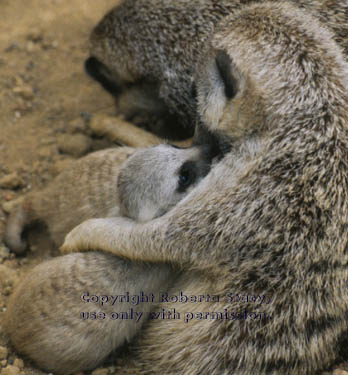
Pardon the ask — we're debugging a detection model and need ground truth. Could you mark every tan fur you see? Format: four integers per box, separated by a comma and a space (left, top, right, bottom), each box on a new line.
4, 253, 177, 374
4, 144, 210, 374
4, 147, 135, 254
87, 114, 192, 148
63, 3, 348, 374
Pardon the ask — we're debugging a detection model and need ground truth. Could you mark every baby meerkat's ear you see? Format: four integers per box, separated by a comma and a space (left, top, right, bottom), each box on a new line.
215, 50, 243, 100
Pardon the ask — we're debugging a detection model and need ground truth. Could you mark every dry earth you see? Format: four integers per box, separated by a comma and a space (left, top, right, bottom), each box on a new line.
0, 1, 142, 374
0, 1, 348, 375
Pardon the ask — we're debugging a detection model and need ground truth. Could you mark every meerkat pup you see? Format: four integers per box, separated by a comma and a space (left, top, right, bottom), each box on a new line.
5, 145, 209, 254
4, 144, 211, 374
85, 0, 348, 141
62, 3, 348, 374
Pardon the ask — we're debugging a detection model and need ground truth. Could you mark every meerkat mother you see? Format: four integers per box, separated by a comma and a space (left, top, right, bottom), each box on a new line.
63, 2, 348, 374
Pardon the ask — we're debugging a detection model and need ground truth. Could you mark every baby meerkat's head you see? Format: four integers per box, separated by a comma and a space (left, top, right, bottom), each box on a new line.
118, 144, 211, 222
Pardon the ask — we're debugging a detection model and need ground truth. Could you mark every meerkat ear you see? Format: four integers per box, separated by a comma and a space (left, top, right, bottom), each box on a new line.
85, 56, 123, 96
215, 50, 242, 99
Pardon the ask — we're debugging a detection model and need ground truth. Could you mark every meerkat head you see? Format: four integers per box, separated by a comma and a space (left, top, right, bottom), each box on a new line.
85, 3, 140, 96
118, 144, 211, 222
195, 2, 348, 155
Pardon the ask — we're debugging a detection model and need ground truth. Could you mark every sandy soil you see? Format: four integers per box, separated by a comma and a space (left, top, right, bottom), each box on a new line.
0, 1, 348, 375
0, 1, 141, 374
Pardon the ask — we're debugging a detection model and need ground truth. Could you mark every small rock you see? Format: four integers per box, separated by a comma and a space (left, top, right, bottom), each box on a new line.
91, 369, 109, 375
0, 245, 10, 262
0, 172, 25, 189
12, 86, 34, 101
1, 359, 7, 366
3, 286, 12, 296
26, 29, 42, 43
2, 196, 24, 214
26, 41, 39, 53
57, 134, 92, 157
38, 146, 54, 159
0, 346, 8, 360
67, 118, 87, 134
12, 359, 24, 370
0, 265, 18, 290
4, 193, 16, 201
52, 158, 74, 175
1, 364, 20, 375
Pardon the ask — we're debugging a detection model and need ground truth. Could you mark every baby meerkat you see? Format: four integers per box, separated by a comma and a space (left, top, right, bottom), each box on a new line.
86, 0, 348, 140
5, 145, 209, 254
63, 2, 348, 374
4, 144, 211, 374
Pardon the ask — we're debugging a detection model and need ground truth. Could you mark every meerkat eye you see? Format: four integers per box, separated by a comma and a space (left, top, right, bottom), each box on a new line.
177, 161, 197, 192
215, 50, 238, 99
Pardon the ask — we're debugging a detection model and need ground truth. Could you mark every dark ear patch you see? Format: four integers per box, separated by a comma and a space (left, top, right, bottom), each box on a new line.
85, 57, 122, 96
215, 50, 238, 99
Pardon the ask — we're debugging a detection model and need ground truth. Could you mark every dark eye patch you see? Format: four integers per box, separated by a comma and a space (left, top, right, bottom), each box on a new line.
215, 50, 238, 99
85, 56, 122, 96
177, 161, 197, 193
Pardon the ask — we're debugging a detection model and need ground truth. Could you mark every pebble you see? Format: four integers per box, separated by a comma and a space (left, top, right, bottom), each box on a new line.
38, 146, 53, 159
2, 197, 24, 214
0, 346, 8, 360
0, 265, 18, 290
0, 245, 10, 262
26, 29, 42, 43
13, 359, 24, 370
52, 158, 74, 175
12, 86, 34, 101
1, 364, 21, 375
0, 172, 25, 189
26, 41, 40, 53
67, 117, 88, 134
57, 134, 92, 157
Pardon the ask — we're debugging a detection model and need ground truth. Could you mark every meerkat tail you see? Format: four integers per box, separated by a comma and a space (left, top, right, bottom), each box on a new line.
4, 200, 34, 254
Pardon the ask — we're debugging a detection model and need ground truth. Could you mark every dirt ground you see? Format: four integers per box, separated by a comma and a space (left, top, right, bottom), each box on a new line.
0, 1, 348, 375
0, 1, 143, 374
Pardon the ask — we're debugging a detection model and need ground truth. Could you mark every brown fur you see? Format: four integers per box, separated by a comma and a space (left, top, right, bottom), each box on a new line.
4, 147, 135, 254
63, 3, 348, 374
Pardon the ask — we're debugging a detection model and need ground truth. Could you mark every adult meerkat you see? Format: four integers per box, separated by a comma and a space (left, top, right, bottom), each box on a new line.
63, 3, 348, 374
4, 144, 210, 374
86, 0, 348, 141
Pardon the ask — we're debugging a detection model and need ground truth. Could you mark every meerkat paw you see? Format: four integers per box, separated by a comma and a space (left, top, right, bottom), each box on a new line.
60, 219, 99, 254
60, 217, 133, 256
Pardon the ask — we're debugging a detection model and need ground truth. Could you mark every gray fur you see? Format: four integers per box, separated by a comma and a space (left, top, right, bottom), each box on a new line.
87, 0, 348, 138
63, 3, 348, 374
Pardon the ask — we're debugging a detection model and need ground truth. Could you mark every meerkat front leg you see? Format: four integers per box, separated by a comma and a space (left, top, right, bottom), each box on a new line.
61, 216, 171, 262
89, 114, 192, 148
61, 161, 233, 270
